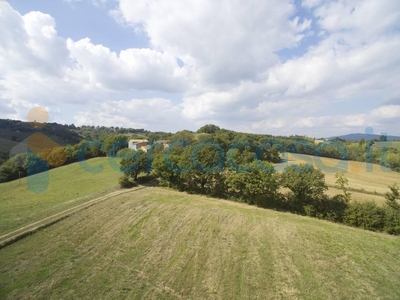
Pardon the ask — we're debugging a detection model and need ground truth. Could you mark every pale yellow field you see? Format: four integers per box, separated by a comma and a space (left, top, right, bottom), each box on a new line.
277, 153, 400, 202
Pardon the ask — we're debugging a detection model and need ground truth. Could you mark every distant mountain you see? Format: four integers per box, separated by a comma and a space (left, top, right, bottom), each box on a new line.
327, 133, 400, 141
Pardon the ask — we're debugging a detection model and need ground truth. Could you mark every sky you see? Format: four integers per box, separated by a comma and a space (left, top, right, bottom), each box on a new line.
1, 0, 400, 137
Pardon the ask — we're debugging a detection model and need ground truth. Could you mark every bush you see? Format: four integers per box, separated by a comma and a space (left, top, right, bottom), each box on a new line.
136, 173, 158, 184
313, 195, 348, 223
383, 206, 400, 235
343, 201, 385, 232
118, 175, 137, 188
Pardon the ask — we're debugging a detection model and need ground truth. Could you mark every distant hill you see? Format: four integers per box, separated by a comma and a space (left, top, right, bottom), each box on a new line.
0, 118, 171, 165
327, 133, 400, 141
0, 119, 83, 164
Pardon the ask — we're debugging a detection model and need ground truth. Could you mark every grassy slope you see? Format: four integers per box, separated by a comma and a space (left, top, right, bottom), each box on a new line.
0, 158, 122, 236
0, 188, 399, 299
279, 153, 400, 204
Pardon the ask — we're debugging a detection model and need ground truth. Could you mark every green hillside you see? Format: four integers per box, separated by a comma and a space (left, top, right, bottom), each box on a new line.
1, 188, 399, 299
0, 157, 122, 235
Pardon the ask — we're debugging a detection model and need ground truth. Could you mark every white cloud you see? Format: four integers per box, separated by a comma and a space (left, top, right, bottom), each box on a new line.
370, 105, 400, 120
74, 98, 183, 131
314, 0, 400, 40
1, 1, 400, 137
301, 0, 323, 9
246, 105, 400, 137
113, 0, 312, 85
265, 35, 400, 98
67, 38, 188, 92
0, 2, 187, 123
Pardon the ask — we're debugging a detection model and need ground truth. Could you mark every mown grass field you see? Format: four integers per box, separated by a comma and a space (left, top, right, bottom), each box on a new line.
278, 153, 400, 204
0, 157, 122, 236
1, 188, 399, 299
389, 141, 400, 151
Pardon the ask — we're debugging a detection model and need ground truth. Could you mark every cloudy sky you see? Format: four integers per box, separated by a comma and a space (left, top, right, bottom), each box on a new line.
1, 0, 400, 137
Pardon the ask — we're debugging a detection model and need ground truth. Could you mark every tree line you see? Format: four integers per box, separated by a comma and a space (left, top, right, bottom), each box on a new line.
118, 129, 400, 236
0, 124, 399, 235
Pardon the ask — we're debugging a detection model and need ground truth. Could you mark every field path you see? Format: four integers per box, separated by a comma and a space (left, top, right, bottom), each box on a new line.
0, 186, 147, 249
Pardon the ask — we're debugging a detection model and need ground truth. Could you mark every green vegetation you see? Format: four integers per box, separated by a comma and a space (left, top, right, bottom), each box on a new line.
0, 158, 122, 235
0, 124, 399, 298
1, 123, 399, 236
0, 119, 82, 163
1, 188, 399, 299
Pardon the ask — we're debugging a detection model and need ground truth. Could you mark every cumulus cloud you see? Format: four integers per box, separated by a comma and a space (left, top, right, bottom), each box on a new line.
67, 38, 187, 92
248, 105, 400, 137
1, 1, 400, 136
74, 98, 183, 131
0, 2, 187, 122
113, 0, 312, 85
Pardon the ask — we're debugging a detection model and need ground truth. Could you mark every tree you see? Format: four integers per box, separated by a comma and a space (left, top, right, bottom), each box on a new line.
184, 141, 225, 194
119, 149, 146, 181
170, 130, 195, 144
225, 161, 279, 206
280, 164, 328, 210
385, 183, 400, 210
382, 183, 400, 234
335, 171, 351, 202
380, 135, 388, 142
257, 143, 281, 163
197, 124, 221, 134
102, 134, 128, 157
151, 141, 189, 189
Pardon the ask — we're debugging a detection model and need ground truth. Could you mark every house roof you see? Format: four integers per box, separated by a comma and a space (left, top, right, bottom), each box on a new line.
129, 139, 148, 143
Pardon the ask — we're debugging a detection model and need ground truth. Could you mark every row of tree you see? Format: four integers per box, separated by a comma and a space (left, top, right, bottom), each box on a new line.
119, 140, 400, 235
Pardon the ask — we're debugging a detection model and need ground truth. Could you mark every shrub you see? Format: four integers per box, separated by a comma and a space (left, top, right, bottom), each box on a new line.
343, 201, 385, 232
118, 175, 136, 188
383, 207, 400, 235
312, 195, 348, 223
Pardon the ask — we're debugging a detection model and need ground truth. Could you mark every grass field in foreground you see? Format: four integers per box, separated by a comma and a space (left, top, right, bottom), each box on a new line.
0, 157, 122, 236
0, 188, 399, 299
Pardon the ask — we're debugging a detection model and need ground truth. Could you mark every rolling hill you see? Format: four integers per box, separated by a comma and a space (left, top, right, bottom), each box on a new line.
1, 187, 399, 299
327, 133, 400, 141
0, 157, 122, 236
0, 154, 399, 298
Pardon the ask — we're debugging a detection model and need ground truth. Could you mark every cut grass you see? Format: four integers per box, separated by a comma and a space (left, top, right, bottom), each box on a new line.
278, 153, 400, 198
0, 157, 123, 236
0, 188, 399, 299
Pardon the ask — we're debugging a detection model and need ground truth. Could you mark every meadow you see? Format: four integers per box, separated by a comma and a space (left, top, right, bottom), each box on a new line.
278, 152, 400, 204
1, 152, 399, 238
1, 188, 399, 299
0, 157, 122, 236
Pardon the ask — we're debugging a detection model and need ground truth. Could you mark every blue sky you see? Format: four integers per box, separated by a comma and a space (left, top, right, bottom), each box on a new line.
1, 0, 400, 137
7, 0, 149, 52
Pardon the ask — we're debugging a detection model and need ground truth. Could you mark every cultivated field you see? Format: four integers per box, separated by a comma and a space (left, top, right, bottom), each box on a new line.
1, 188, 399, 299
0, 157, 122, 235
277, 153, 400, 204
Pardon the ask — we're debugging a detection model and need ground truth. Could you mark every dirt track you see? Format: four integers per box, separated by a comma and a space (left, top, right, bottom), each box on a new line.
0, 186, 147, 249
